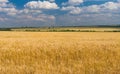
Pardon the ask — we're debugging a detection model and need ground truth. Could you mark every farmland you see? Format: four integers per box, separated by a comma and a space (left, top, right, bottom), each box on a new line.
0, 27, 120, 32
0, 31, 120, 74
11, 27, 120, 32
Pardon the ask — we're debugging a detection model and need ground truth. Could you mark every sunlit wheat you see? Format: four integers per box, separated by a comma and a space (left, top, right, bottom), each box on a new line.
0, 32, 120, 74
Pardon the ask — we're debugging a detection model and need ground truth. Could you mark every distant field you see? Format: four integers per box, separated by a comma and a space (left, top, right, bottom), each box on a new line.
0, 27, 120, 32
11, 27, 120, 32
0, 32, 120, 74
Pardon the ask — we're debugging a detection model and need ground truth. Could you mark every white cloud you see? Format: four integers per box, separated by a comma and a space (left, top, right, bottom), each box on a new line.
0, 0, 17, 16
101, 2, 120, 10
0, 0, 13, 8
62, 6, 77, 11
0, 7, 18, 16
62, 1, 120, 14
83, 2, 120, 13
25, 1, 59, 9
1, 0, 120, 27
47, 0, 55, 2
68, 0, 83, 5
19, 9, 42, 15
62, 6, 81, 14
62, 0, 119, 14
0, 0, 8, 3
69, 7, 81, 14
59, 1, 120, 26
84, 5, 100, 13
63, 0, 83, 6
0, 0, 57, 27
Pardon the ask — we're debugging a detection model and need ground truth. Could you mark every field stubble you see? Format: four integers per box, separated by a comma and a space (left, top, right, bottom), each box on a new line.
0, 32, 120, 74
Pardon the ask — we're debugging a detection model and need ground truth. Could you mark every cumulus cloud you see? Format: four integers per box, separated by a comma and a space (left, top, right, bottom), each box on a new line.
19, 9, 42, 15
68, 0, 83, 5
58, 1, 120, 26
83, 5, 100, 13
25, 1, 59, 9
0, 0, 8, 3
0, 0, 17, 16
62, 1, 120, 14
0, 0, 57, 27
62, 6, 81, 14
101, 2, 120, 10
0, 0, 120, 27
83, 1, 120, 14
47, 0, 55, 2
0, 0, 12, 7
63, 0, 83, 6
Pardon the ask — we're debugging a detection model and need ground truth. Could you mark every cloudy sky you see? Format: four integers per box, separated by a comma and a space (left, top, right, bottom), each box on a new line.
0, 0, 120, 27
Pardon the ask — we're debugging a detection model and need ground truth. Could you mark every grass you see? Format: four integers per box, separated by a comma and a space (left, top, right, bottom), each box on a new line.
0, 32, 120, 74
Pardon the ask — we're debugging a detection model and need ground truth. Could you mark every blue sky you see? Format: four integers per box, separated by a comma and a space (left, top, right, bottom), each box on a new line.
0, 0, 120, 27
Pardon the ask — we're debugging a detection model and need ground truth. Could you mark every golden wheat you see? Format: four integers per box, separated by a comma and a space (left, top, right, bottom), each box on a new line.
0, 32, 120, 74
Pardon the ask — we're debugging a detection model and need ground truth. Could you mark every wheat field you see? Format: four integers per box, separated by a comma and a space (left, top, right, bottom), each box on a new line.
0, 32, 120, 74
